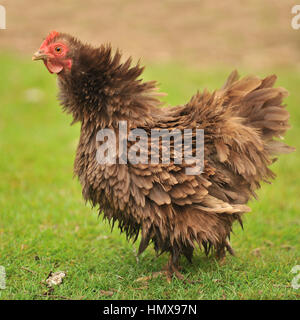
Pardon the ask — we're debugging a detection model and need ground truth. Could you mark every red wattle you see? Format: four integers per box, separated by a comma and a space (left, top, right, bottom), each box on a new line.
45, 60, 64, 74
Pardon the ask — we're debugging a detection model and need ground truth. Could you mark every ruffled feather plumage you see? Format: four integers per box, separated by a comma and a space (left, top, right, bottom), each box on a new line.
42, 33, 294, 278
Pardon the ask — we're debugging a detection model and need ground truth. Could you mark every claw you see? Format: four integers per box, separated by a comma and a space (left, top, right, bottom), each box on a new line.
163, 256, 185, 282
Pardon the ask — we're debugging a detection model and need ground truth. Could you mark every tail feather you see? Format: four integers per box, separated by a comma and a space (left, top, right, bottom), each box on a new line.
222, 71, 294, 153
206, 71, 294, 208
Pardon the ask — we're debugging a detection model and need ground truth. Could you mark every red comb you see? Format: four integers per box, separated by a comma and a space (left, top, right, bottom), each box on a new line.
41, 30, 60, 47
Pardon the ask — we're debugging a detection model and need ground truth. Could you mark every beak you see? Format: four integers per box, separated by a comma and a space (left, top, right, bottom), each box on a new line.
32, 50, 48, 61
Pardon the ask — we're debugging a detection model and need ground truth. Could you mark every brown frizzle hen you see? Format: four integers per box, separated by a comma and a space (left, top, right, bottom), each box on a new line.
33, 31, 294, 279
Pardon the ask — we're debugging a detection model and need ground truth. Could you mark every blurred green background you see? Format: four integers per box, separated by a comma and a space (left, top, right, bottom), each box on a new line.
0, 0, 299, 300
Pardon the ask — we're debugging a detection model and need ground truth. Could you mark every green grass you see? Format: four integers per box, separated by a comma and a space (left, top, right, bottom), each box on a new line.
0, 54, 299, 300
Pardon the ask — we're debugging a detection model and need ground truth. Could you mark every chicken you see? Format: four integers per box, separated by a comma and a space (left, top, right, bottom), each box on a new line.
33, 31, 294, 279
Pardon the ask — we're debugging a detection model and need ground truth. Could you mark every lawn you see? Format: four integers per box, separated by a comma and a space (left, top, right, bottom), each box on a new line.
0, 54, 299, 300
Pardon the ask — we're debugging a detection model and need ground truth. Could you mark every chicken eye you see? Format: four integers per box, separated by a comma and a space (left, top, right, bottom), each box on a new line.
55, 46, 62, 53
